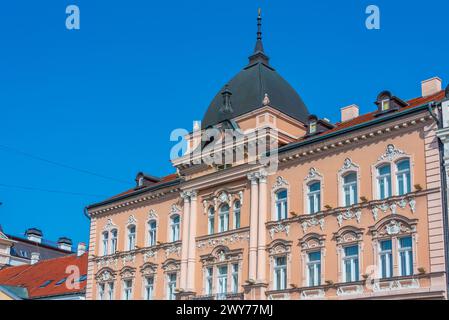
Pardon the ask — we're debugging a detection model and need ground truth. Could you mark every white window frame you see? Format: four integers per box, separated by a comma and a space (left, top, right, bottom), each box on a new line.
216, 265, 228, 299
233, 201, 241, 229
169, 215, 180, 242
307, 181, 321, 215
342, 172, 358, 207
273, 256, 287, 291
208, 207, 215, 235
396, 159, 411, 196
398, 236, 413, 277
127, 225, 136, 251
218, 205, 230, 233
102, 232, 109, 256
144, 276, 154, 300
122, 279, 133, 300
307, 251, 321, 287
275, 189, 288, 221
148, 220, 157, 247
379, 239, 393, 279
342, 245, 359, 283
376, 164, 392, 200
110, 229, 118, 254
205, 267, 213, 296
231, 263, 239, 294
167, 273, 177, 300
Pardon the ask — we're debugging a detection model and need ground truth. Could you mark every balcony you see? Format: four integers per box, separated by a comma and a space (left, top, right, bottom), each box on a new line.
190, 292, 244, 300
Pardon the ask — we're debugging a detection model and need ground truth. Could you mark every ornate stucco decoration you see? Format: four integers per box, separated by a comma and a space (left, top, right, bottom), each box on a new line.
121, 253, 136, 265
140, 263, 157, 276
170, 204, 182, 215
370, 196, 417, 221
378, 144, 406, 162
119, 266, 136, 279
196, 231, 250, 250
95, 268, 116, 282
336, 285, 364, 296
370, 215, 418, 238
304, 168, 322, 183
102, 219, 117, 232
337, 209, 362, 227
301, 288, 325, 300
334, 226, 364, 245
200, 246, 243, 267
338, 158, 359, 174
126, 215, 137, 226
202, 190, 244, 214
299, 233, 325, 250
96, 256, 119, 269
165, 244, 182, 258
148, 209, 158, 220
269, 222, 290, 239
301, 217, 325, 233
272, 176, 289, 191
143, 249, 157, 262
162, 259, 181, 272
267, 240, 292, 256
372, 278, 420, 292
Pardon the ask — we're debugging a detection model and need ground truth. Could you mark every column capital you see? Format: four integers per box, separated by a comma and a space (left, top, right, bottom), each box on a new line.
247, 172, 259, 184
258, 169, 268, 183
180, 190, 198, 201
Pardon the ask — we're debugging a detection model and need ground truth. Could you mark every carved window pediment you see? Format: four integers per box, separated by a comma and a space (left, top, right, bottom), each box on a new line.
140, 263, 157, 276
268, 239, 292, 256
369, 215, 417, 238
333, 226, 364, 245
299, 233, 326, 250
95, 267, 116, 282
119, 266, 136, 279
200, 246, 243, 266
162, 259, 181, 272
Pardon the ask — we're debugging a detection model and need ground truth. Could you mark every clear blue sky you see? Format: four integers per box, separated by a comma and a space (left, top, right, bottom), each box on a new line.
1, 0, 448, 246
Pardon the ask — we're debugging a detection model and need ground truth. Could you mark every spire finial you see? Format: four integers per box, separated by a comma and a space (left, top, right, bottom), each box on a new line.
248, 8, 269, 65
257, 8, 262, 41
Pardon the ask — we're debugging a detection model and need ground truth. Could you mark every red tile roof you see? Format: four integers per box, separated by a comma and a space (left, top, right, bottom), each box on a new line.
0, 253, 87, 299
320, 90, 445, 136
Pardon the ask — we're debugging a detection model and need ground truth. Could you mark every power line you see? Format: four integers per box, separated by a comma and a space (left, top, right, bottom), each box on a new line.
0, 144, 131, 185
0, 183, 107, 198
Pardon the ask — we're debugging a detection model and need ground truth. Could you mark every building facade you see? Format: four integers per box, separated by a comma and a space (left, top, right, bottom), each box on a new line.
85, 13, 449, 300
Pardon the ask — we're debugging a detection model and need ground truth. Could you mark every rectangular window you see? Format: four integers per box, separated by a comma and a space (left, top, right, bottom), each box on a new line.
167, 273, 177, 300
396, 160, 411, 196
98, 283, 105, 300
123, 279, 133, 300
308, 182, 321, 214
381, 99, 390, 111
107, 282, 114, 300
377, 165, 392, 200
111, 230, 117, 254
217, 265, 228, 299
231, 264, 239, 294
233, 204, 241, 229
274, 256, 287, 291
379, 240, 393, 278
144, 277, 154, 300
307, 251, 321, 287
343, 246, 359, 283
399, 237, 413, 276
205, 267, 213, 296
208, 209, 215, 235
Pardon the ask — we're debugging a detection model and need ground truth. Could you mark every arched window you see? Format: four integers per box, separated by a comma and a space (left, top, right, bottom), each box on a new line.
343, 172, 358, 207
127, 225, 136, 251
170, 215, 180, 242
396, 159, 411, 196
148, 220, 157, 247
377, 164, 392, 199
307, 182, 321, 214
218, 204, 230, 233
275, 189, 288, 221
208, 207, 215, 235
102, 231, 109, 256
110, 229, 118, 254
233, 201, 241, 229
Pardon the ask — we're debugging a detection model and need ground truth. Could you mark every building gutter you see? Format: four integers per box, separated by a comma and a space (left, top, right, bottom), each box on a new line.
85, 178, 181, 212
278, 103, 432, 155
430, 101, 449, 298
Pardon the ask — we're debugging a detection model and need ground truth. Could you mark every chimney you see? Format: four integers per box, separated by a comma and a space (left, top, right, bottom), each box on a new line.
421, 77, 442, 97
340, 104, 359, 122
25, 228, 43, 244
57, 237, 73, 252
77, 242, 87, 257
31, 252, 40, 265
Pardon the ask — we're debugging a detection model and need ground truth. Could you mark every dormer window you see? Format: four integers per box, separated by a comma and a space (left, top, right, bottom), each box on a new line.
309, 121, 317, 134
375, 91, 408, 116
381, 99, 390, 111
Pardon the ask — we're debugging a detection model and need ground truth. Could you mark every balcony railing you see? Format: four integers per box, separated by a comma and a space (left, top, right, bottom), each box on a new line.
191, 292, 244, 300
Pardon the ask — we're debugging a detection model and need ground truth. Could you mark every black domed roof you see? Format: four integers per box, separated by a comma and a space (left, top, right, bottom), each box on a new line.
202, 11, 309, 129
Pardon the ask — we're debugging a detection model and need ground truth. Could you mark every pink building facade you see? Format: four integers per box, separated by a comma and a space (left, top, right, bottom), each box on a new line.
85, 13, 449, 300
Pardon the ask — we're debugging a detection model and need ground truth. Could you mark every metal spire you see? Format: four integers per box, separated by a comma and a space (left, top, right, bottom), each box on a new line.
249, 8, 269, 65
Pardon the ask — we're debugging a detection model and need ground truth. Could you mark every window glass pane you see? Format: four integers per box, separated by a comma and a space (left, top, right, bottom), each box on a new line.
397, 160, 410, 171
400, 237, 412, 248
378, 165, 391, 176
380, 240, 392, 251
344, 173, 357, 184
308, 251, 321, 262
277, 190, 287, 200
309, 182, 320, 192
345, 245, 358, 257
